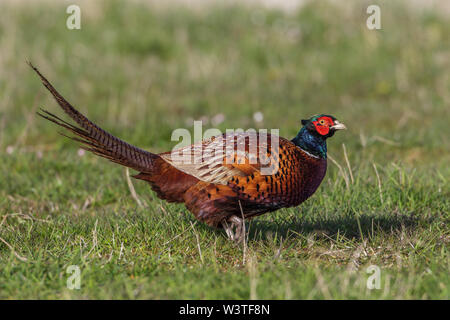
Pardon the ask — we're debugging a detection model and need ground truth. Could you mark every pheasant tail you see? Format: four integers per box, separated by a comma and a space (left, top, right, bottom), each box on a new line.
29, 62, 157, 173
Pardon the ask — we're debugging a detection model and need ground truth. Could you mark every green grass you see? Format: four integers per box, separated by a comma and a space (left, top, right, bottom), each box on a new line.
0, 0, 449, 299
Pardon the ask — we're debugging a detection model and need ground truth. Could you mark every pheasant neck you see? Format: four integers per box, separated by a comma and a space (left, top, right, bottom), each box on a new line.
291, 127, 327, 159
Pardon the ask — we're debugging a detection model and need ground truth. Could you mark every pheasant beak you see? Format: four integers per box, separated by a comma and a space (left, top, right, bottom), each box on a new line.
331, 120, 346, 131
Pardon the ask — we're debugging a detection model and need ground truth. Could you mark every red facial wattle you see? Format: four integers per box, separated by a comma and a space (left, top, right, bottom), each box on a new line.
313, 116, 334, 136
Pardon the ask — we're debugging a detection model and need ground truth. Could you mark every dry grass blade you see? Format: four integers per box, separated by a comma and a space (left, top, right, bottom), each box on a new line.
118, 241, 124, 261
0, 236, 28, 262
342, 143, 354, 184
372, 163, 384, 204
162, 227, 191, 246
190, 221, 203, 264
328, 154, 349, 189
83, 219, 98, 259
372, 135, 400, 146
125, 167, 145, 208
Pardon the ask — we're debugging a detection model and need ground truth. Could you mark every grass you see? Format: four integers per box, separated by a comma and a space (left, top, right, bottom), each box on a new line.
0, 0, 449, 299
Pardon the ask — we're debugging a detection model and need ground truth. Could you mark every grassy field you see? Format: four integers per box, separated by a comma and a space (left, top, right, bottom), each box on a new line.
0, 0, 448, 299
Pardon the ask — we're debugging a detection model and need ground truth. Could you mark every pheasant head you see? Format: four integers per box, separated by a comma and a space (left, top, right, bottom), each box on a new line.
292, 114, 346, 158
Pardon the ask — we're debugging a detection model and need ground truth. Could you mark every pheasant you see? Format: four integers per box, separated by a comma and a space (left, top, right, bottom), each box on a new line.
30, 63, 346, 241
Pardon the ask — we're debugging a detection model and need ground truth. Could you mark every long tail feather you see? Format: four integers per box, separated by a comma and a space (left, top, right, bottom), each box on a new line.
30, 62, 157, 172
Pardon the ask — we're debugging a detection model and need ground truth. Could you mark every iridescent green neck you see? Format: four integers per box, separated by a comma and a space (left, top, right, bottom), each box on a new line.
291, 127, 327, 159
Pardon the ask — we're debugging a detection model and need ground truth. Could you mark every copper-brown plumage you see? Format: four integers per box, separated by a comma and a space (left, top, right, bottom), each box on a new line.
30, 63, 346, 241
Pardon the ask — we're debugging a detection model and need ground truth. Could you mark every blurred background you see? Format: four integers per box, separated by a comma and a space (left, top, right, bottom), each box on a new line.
0, 0, 448, 299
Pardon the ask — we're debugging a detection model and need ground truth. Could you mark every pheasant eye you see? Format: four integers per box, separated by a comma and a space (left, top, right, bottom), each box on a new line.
319, 119, 326, 125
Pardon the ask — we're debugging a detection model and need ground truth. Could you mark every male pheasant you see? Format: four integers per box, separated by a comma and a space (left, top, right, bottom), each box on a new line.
30, 64, 346, 241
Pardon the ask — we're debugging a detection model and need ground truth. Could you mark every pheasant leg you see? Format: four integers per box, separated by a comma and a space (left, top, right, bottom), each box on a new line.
229, 216, 245, 243
222, 216, 245, 242
223, 220, 235, 240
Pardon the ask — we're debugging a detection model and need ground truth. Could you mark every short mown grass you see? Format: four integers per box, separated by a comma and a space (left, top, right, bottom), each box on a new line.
0, 0, 448, 299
